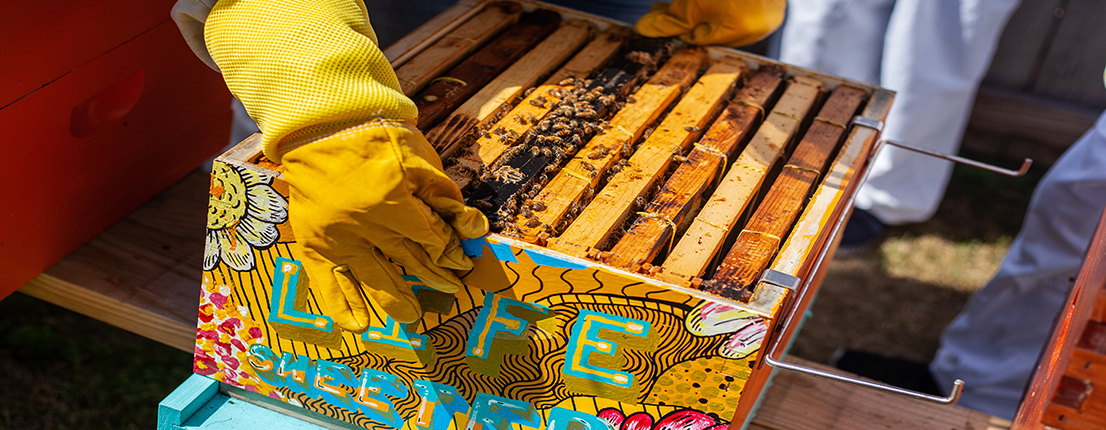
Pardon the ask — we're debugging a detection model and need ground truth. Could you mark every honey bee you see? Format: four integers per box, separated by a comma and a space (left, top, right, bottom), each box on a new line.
494, 127, 506, 135
471, 199, 494, 210
626, 95, 637, 104
532, 201, 547, 211
517, 116, 528, 125
558, 78, 575, 86
541, 147, 553, 157
524, 87, 536, 97
579, 162, 596, 172
526, 218, 541, 228
672, 154, 689, 163
684, 126, 701, 132
635, 196, 647, 208
520, 206, 533, 218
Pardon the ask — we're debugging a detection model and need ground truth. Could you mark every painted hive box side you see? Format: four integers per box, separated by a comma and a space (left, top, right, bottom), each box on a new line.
197, 155, 768, 430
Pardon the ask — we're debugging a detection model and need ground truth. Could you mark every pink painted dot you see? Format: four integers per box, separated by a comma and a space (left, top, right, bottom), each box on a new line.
210, 293, 227, 309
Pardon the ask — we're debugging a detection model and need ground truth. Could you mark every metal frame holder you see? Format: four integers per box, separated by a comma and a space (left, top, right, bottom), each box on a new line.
758, 115, 1033, 405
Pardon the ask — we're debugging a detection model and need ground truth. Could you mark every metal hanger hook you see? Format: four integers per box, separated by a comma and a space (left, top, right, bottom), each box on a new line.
878, 139, 1032, 177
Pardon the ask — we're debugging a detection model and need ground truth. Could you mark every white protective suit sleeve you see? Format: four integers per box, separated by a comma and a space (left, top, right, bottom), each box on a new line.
172, 0, 220, 72
930, 109, 1106, 420
778, 0, 1020, 225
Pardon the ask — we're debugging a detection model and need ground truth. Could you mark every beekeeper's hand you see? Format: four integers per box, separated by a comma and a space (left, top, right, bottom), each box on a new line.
635, 0, 786, 47
204, 0, 488, 329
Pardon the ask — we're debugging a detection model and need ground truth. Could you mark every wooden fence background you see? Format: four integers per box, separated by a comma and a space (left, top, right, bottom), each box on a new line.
965, 0, 1106, 166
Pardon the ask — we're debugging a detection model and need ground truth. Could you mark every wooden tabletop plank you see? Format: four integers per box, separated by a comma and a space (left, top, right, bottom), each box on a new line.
426, 20, 595, 155
550, 56, 745, 258
752, 357, 1011, 430
603, 68, 785, 272
659, 76, 824, 284
18, 170, 211, 352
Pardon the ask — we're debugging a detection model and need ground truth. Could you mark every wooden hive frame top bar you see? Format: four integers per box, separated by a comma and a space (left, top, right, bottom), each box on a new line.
513, 48, 709, 242
549, 55, 746, 258
659, 75, 824, 284
603, 68, 787, 273
236, 0, 896, 318
703, 85, 869, 301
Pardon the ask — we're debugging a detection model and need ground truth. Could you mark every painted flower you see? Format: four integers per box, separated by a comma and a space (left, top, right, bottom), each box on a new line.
686, 301, 767, 360
204, 162, 288, 271
598, 409, 728, 430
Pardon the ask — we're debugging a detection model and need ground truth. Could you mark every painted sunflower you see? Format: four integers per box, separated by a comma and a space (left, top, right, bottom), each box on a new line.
205, 162, 288, 271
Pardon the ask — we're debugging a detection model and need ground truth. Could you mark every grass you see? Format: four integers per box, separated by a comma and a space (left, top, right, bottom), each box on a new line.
881, 234, 1011, 293
0, 152, 1047, 428
0, 294, 192, 430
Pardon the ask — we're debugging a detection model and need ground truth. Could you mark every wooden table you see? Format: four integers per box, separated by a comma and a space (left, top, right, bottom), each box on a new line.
18, 169, 1008, 430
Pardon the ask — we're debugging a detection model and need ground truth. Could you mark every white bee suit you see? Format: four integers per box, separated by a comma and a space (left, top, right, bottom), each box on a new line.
778, 0, 1021, 224
931, 110, 1106, 420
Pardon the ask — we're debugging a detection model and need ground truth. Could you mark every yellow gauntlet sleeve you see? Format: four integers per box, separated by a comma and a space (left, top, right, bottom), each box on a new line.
204, 0, 418, 162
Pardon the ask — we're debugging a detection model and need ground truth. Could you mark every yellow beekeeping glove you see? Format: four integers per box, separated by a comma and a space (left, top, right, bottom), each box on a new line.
635, 0, 786, 47
204, 0, 488, 329
282, 120, 489, 329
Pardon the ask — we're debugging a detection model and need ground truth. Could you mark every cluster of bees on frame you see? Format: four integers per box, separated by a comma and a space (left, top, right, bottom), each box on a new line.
445, 50, 664, 236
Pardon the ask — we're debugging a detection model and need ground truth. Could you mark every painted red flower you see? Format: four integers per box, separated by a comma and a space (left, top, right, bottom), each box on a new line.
598, 409, 725, 430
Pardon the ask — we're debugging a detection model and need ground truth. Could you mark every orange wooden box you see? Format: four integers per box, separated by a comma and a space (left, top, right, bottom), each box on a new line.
0, 2, 232, 299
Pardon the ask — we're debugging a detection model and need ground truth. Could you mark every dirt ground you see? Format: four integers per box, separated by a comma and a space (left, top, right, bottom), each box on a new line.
0, 152, 1046, 429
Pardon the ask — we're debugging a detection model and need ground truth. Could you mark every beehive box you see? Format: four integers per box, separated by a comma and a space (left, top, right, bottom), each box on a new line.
193, 1, 893, 429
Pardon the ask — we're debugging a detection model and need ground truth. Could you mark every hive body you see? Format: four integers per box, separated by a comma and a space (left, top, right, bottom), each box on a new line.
193, 2, 894, 429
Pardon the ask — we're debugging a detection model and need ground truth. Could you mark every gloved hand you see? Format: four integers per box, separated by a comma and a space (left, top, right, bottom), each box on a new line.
282, 120, 489, 328
635, 0, 786, 47
204, 0, 488, 329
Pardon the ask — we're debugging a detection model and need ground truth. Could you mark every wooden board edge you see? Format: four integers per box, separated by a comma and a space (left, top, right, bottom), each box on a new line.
384, 0, 490, 67
20, 274, 197, 352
